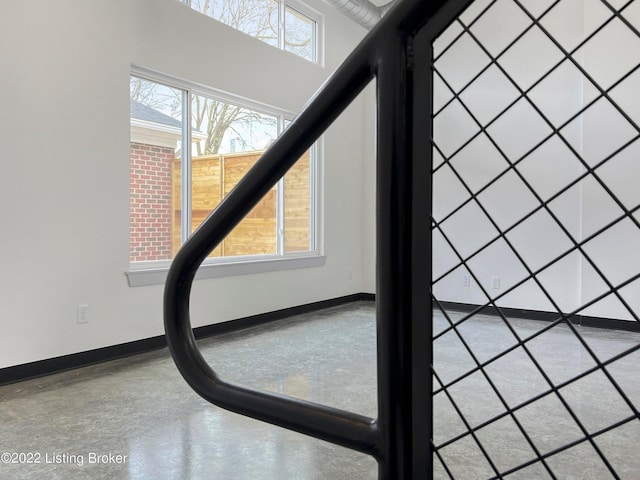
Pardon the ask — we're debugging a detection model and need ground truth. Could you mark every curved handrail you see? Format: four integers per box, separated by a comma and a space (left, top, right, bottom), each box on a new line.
164, 0, 471, 466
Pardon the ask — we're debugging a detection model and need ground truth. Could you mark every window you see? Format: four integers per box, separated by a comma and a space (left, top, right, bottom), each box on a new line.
182, 0, 320, 63
129, 72, 319, 283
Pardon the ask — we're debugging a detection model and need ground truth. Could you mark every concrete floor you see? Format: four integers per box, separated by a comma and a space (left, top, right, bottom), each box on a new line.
0, 301, 637, 479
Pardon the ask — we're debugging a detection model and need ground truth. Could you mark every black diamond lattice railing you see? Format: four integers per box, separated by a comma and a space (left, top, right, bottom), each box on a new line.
430, 0, 640, 478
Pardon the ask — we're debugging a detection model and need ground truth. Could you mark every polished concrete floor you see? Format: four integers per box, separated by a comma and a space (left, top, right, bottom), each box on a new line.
0, 301, 637, 479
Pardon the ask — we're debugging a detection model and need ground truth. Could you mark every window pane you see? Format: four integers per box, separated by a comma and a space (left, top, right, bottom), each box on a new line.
284, 6, 315, 62
190, 0, 279, 48
284, 148, 312, 252
190, 94, 279, 257
222, 152, 278, 256
129, 76, 183, 263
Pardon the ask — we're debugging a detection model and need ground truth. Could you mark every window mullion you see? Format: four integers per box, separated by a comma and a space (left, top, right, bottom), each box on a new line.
276, 115, 285, 255
181, 89, 192, 245
277, 178, 285, 255
279, 1, 286, 51
309, 143, 317, 252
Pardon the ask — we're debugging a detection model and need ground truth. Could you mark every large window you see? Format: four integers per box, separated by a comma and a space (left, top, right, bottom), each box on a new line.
182, 0, 319, 63
129, 72, 317, 276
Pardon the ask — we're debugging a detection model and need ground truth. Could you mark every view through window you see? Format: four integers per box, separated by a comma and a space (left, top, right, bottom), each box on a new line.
129, 74, 315, 265
183, 0, 318, 62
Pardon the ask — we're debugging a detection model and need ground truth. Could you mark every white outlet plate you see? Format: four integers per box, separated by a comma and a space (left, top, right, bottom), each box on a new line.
77, 304, 89, 324
491, 277, 501, 289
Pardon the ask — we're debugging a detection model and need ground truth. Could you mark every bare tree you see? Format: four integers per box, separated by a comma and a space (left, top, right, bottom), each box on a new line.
132, 0, 313, 155
283, 6, 313, 60
192, 95, 276, 155
191, 0, 279, 45
130, 76, 181, 114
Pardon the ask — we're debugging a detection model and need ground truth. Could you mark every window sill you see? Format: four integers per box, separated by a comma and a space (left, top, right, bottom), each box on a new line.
125, 255, 326, 287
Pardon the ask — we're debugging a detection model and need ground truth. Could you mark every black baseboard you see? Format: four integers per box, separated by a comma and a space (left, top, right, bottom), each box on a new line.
6, 295, 630, 387
192, 292, 374, 338
0, 336, 168, 389
0, 293, 372, 387
439, 301, 640, 333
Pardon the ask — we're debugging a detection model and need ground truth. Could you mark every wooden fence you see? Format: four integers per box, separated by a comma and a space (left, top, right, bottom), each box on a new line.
172, 150, 310, 258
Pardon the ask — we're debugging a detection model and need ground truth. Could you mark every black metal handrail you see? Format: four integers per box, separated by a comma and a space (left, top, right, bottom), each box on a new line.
164, 0, 473, 478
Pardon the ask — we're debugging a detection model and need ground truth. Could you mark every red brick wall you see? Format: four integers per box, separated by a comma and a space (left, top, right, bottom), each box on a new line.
130, 142, 174, 262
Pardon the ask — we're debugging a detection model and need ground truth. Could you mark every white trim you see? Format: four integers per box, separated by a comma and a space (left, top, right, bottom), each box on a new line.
180, 88, 192, 245
312, 136, 323, 253
132, 65, 296, 120
131, 118, 182, 137
130, 118, 206, 147
130, 123, 180, 149
126, 254, 326, 287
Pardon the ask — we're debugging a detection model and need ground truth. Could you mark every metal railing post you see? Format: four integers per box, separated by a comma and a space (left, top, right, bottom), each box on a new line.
375, 27, 434, 478
412, 28, 437, 480
375, 32, 414, 478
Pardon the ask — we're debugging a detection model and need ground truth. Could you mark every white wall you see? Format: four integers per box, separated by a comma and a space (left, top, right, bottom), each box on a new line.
360, 82, 377, 295
578, 2, 640, 321
426, 0, 640, 321
0, 0, 372, 368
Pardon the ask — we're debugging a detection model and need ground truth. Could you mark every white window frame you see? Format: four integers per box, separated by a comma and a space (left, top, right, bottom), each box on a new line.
126, 67, 324, 287
180, 0, 324, 65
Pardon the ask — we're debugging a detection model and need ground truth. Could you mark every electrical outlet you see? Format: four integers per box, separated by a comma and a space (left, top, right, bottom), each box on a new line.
463, 275, 471, 287
491, 277, 501, 290
76, 304, 89, 324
